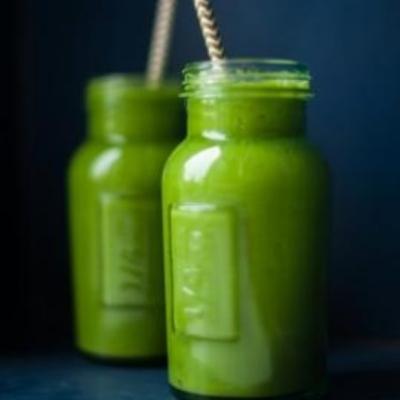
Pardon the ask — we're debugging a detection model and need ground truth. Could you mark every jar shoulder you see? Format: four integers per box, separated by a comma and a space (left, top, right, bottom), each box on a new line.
69, 140, 178, 185
163, 137, 329, 186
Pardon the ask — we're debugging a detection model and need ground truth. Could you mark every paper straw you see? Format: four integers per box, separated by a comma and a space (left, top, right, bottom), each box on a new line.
146, 0, 177, 86
193, 0, 225, 61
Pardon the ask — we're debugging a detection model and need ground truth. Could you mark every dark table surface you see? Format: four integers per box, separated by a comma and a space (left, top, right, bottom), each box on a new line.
1, 343, 399, 400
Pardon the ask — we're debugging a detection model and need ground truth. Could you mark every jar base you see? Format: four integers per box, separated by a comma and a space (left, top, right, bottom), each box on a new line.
79, 348, 166, 367
170, 385, 327, 400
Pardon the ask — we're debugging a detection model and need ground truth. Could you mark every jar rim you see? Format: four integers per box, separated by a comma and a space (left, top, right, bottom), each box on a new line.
182, 58, 312, 99
87, 73, 181, 108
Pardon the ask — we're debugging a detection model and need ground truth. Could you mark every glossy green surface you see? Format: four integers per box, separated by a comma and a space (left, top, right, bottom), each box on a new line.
68, 75, 183, 360
162, 62, 330, 398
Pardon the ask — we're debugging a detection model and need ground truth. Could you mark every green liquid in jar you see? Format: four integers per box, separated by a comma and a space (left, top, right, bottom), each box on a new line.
68, 75, 183, 361
163, 60, 330, 398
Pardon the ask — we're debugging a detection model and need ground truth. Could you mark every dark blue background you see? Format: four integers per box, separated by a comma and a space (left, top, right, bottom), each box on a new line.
16, 0, 400, 348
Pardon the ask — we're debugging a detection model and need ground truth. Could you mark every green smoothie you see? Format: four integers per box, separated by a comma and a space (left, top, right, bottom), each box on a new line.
162, 60, 330, 398
68, 75, 183, 361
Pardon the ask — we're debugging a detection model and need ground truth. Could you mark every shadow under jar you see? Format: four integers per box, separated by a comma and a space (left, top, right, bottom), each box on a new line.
162, 60, 330, 398
68, 75, 183, 362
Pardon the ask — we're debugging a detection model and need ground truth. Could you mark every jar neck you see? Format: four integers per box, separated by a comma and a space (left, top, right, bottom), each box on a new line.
88, 100, 183, 144
187, 97, 307, 140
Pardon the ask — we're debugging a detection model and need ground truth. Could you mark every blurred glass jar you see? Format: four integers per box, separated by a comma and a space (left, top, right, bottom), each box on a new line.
163, 60, 330, 398
68, 75, 183, 362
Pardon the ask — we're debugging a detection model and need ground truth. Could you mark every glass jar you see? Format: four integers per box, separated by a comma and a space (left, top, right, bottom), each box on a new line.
68, 75, 183, 361
162, 60, 330, 398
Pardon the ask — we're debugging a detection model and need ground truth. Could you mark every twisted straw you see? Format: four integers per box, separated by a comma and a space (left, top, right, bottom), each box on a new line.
193, 0, 225, 61
146, 0, 177, 86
